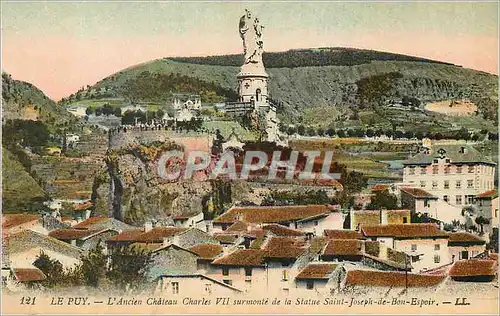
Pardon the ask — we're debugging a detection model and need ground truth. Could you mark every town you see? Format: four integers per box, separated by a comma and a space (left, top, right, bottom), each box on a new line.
1, 8, 498, 305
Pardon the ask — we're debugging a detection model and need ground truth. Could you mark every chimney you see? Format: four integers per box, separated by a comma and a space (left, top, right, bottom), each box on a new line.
144, 221, 153, 232
380, 209, 389, 225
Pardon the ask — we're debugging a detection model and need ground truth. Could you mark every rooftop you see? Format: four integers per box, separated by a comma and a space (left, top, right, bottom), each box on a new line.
49, 229, 103, 240
345, 269, 446, 287
400, 187, 438, 199
403, 145, 495, 166
361, 224, 449, 239
211, 249, 266, 267
189, 244, 224, 260
2, 214, 39, 230
324, 229, 363, 240
107, 229, 144, 242
322, 239, 363, 257
449, 260, 497, 277
263, 236, 307, 260
296, 263, 338, 280
476, 189, 498, 199
261, 224, 305, 236
4, 230, 82, 259
134, 227, 187, 243
448, 232, 485, 246
12, 268, 47, 282
73, 216, 135, 231
213, 233, 240, 244
213, 204, 337, 225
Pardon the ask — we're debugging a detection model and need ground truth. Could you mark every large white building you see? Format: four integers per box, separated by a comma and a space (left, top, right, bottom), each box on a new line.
402, 145, 496, 207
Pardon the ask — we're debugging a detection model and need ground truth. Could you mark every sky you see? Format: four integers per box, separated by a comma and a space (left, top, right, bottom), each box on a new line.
2, 1, 499, 100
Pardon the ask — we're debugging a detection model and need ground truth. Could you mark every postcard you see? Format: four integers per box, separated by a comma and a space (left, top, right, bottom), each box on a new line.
1, 1, 498, 315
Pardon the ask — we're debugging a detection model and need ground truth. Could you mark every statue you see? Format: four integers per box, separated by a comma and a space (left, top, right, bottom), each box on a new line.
239, 9, 264, 65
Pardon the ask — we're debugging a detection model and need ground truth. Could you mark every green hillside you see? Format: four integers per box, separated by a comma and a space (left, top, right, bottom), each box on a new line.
2, 72, 75, 127
61, 48, 498, 132
2, 147, 46, 213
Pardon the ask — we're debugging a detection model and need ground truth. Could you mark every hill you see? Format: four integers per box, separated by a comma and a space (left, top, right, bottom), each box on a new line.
2, 72, 75, 126
62, 48, 498, 132
2, 147, 46, 213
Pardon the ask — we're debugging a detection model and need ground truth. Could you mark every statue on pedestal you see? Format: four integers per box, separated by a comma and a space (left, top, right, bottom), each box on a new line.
239, 9, 264, 65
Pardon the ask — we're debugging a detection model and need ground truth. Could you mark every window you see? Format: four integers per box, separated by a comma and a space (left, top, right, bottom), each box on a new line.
245, 268, 252, 277
433, 159, 439, 163
314, 220, 319, 226
420, 167, 427, 174
445, 159, 451, 163
495, 209, 498, 218
411, 244, 417, 251
420, 181, 426, 188
222, 268, 229, 276
432, 166, 439, 174
204, 284, 212, 294
434, 255, 440, 264
432, 181, 438, 189
434, 244, 440, 251
403, 217, 408, 223
456, 195, 462, 205
466, 195, 474, 205
223, 280, 232, 286
456, 180, 461, 189
468, 165, 474, 173
443, 195, 449, 203
306, 280, 314, 290
282, 270, 289, 281
444, 180, 449, 189
444, 166, 450, 174
456, 166, 462, 174
409, 167, 415, 175
172, 282, 179, 294
467, 180, 474, 188
424, 199, 430, 207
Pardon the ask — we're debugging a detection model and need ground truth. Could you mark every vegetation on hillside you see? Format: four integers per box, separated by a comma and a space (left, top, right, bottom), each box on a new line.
170, 47, 453, 68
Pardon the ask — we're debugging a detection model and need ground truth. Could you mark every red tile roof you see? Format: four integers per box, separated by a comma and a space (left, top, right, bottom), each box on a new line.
361, 224, 449, 239
2, 214, 39, 229
476, 189, 498, 199
400, 187, 437, 199
261, 224, 305, 236
324, 229, 363, 240
448, 232, 485, 245
322, 239, 363, 256
134, 227, 187, 243
213, 204, 337, 224
296, 263, 338, 280
73, 217, 107, 229
225, 221, 249, 232
345, 270, 446, 287
211, 249, 266, 266
213, 233, 239, 244
489, 253, 498, 261
263, 237, 307, 259
12, 268, 46, 282
449, 260, 497, 277
189, 244, 224, 260
73, 201, 93, 211
371, 184, 389, 192
49, 229, 102, 240
107, 229, 144, 242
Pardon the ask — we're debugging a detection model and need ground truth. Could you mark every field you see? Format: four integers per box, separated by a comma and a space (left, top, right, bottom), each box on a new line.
425, 99, 477, 116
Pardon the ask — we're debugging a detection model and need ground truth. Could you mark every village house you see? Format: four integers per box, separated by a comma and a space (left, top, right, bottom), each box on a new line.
448, 259, 497, 282
4, 230, 83, 269
361, 223, 450, 272
295, 262, 341, 293
147, 243, 200, 281
153, 274, 242, 296
188, 244, 224, 272
72, 200, 93, 223
400, 187, 439, 215
212, 204, 342, 236
3, 267, 47, 292
172, 212, 205, 230
474, 189, 499, 233
48, 228, 119, 250
447, 232, 486, 261
2, 214, 47, 236
348, 209, 411, 230
72, 216, 135, 231
402, 145, 496, 207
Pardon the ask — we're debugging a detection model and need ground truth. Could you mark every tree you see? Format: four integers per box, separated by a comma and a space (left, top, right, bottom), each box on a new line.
366, 191, 398, 210
80, 242, 107, 287
85, 107, 94, 115
287, 126, 297, 135
337, 129, 346, 138
475, 216, 490, 235
297, 125, 305, 136
33, 252, 65, 288
325, 128, 336, 137
366, 129, 375, 138
106, 246, 152, 293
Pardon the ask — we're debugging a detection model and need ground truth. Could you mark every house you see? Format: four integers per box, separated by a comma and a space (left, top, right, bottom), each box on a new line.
361, 224, 450, 272
474, 189, 499, 233
449, 260, 497, 282
153, 274, 242, 296
2, 214, 46, 236
320, 239, 363, 262
147, 244, 200, 281
48, 228, 119, 250
4, 230, 82, 269
448, 232, 486, 261
72, 216, 135, 232
295, 263, 340, 292
189, 244, 224, 272
172, 212, 205, 230
72, 200, 93, 222
324, 229, 363, 240
208, 249, 267, 292
400, 187, 439, 215
349, 209, 411, 230
402, 145, 496, 206
212, 204, 342, 235
4, 267, 47, 291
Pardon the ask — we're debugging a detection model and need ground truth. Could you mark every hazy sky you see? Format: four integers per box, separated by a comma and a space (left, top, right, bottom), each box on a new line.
2, 1, 498, 100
